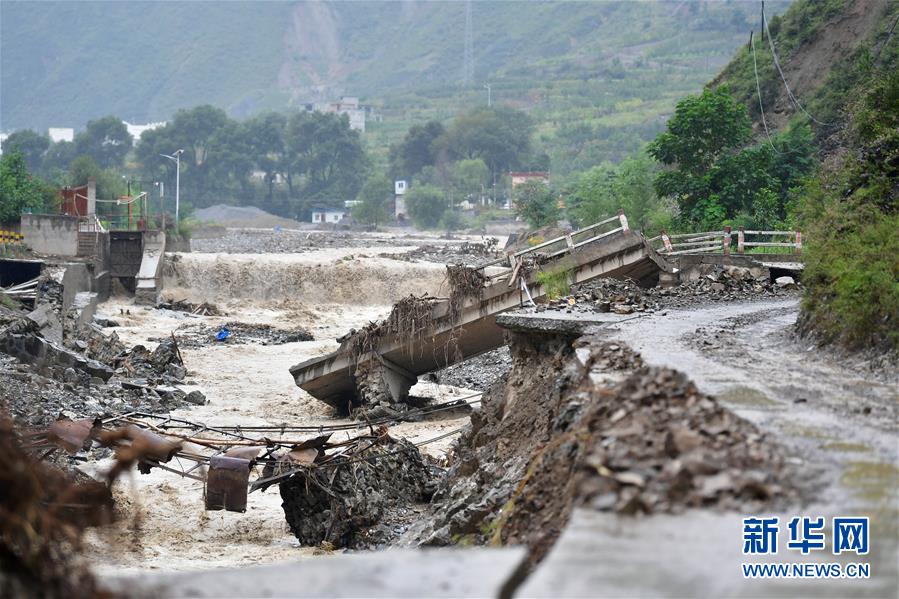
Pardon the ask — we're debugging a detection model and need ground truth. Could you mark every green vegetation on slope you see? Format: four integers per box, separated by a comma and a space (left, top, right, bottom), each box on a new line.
713, 0, 899, 354
1, 1, 789, 177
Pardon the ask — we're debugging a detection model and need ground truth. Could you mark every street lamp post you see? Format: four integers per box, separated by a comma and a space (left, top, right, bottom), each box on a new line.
484, 83, 492, 107
160, 149, 184, 230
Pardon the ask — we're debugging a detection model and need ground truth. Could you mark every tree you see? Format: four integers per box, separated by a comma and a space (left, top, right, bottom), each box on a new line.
285, 111, 368, 206
74, 116, 133, 168
389, 120, 445, 180
353, 174, 392, 226
4, 129, 50, 173
648, 86, 812, 229
245, 112, 288, 199
439, 209, 466, 235
569, 152, 672, 233
405, 184, 447, 229
41, 141, 76, 180
449, 158, 490, 202
67, 155, 127, 201
436, 106, 533, 178
0, 152, 56, 222
515, 180, 559, 228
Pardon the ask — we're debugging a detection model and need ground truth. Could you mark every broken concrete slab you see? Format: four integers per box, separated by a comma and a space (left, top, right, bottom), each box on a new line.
1, 333, 113, 381
517, 508, 896, 598
101, 548, 528, 598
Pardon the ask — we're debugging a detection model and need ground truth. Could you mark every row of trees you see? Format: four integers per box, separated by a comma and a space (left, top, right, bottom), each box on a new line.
514, 86, 815, 234
3, 88, 815, 234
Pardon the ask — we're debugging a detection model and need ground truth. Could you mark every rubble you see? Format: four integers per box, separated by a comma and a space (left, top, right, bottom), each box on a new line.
431, 347, 512, 391
412, 331, 794, 564
279, 432, 442, 549
382, 239, 501, 265
153, 321, 314, 348
526, 266, 799, 316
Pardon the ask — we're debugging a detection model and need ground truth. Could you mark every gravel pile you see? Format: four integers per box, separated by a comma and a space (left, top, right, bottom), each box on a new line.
431, 347, 511, 391
412, 333, 793, 564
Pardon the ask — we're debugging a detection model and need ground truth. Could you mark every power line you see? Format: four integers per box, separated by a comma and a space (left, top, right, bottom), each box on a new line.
750, 31, 781, 154
760, 2, 833, 127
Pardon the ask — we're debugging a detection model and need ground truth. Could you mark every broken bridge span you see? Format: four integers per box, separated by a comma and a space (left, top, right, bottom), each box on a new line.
290, 213, 674, 411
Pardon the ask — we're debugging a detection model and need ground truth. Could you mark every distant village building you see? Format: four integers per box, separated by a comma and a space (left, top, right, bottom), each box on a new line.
124, 120, 166, 143
250, 170, 284, 184
0, 133, 7, 154
304, 96, 374, 132
311, 207, 349, 224
509, 171, 550, 188
394, 180, 408, 220
48, 127, 75, 143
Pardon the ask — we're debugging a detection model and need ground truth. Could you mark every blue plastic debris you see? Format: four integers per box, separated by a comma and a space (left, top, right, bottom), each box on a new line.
216, 326, 231, 342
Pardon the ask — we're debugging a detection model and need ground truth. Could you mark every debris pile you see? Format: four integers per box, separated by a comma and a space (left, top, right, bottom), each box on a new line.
432, 347, 511, 391
414, 332, 792, 564
571, 367, 785, 516
381, 238, 501, 265
152, 322, 314, 348
530, 266, 799, 315
156, 298, 222, 316
276, 430, 442, 549
0, 283, 199, 427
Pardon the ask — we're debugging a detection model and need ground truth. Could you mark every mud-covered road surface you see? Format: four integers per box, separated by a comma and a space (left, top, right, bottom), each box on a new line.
589, 298, 898, 597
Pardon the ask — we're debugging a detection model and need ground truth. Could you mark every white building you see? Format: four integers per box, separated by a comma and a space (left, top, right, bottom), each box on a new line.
48, 127, 75, 143
308, 96, 367, 132
311, 208, 349, 224
124, 120, 166, 143
0, 133, 7, 154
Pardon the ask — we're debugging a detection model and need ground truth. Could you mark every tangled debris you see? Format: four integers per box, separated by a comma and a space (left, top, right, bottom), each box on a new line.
156, 298, 222, 316
445, 264, 487, 321
0, 414, 115, 598
413, 332, 794, 564
277, 431, 442, 549
344, 295, 439, 361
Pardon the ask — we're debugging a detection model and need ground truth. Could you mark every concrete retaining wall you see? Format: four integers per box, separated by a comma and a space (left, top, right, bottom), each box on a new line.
21, 214, 79, 256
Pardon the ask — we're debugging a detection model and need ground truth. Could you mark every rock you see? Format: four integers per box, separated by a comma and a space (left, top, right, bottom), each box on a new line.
775, 276, 796, 288
166, 363, 187, 381
185, 390, 207, 405
612, 303, 633, 315
155, 385, 187, 402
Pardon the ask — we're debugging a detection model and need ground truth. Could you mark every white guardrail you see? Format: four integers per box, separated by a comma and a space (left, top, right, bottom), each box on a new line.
648, 227, 802, 256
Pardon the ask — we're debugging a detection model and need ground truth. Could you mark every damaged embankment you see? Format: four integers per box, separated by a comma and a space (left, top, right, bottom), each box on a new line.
405, 319, 796, 564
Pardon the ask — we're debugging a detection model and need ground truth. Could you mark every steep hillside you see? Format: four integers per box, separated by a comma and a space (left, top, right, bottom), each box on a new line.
2, 0, 787, 172
713, 0, 898, 355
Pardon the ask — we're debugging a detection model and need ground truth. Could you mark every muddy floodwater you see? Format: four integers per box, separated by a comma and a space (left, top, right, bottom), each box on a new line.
78, 245, 896, 595
82, 248, 479, 575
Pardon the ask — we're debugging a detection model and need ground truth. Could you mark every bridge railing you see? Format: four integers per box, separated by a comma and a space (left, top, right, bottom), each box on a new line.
476, 211, 631, 276
648, 227, 803, 256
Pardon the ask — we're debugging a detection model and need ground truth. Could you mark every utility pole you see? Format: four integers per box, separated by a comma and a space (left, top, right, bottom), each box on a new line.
484, 83, 492, 107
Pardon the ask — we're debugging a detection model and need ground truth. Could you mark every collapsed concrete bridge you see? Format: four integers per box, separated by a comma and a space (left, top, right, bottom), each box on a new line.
290, 213, 674, 412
